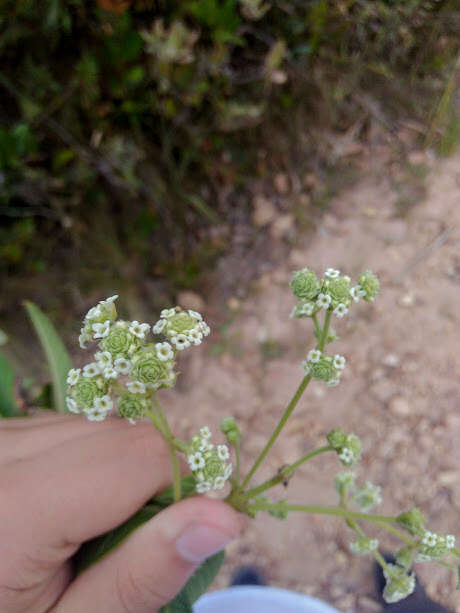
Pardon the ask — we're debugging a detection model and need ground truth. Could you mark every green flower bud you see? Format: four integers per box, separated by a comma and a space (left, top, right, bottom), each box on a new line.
396, 547, 414, 569
220, 416, 242, 445
358, 270, 380, 302
72, 378, 103, 409
344, 433, 362, 463
382, 565, 416, 604
325, 276, 351, 307
290, 268, 320, 300
396, 508, 425, 536
350, 536, 379, 556
131, 345, 174, 389
101, 321, 138, 357
334, 471, 355, 497
328, 428, 347, 449
167, 311, 199, 335
290, 300, 316, 318
309, 354, 338, 382
118, 392, 146, 424
353, 481, 382, 512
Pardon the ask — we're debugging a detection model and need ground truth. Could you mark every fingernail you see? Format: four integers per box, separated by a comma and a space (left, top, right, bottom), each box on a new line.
176, 524, 235, 563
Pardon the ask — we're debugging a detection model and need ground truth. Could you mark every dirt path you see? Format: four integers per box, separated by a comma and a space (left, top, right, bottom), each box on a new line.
165, 152, 460, 612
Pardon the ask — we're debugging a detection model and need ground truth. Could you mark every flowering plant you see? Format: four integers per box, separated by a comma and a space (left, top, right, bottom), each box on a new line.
67, 268, 459, 610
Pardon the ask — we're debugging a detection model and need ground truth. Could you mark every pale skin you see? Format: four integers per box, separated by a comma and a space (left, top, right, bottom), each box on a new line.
0, 414, 242, 612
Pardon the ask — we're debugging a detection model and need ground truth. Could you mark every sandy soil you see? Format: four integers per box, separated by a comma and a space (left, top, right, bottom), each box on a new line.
164, 152, 460, 612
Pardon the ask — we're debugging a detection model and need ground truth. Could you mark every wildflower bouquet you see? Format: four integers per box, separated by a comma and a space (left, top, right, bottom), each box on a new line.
67, 267, 459, 611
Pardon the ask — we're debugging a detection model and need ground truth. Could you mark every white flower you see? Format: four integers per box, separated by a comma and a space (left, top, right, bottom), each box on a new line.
103, 366, 118, 380
325, 268, 340, 278
188, 309, 203, 321
66, 397, 80, 413
100, 295, 118, 305
79, 332, 91, 349
127, 380, 146, 394
333, 354, 346, 370
94, 395, 113, 412
92, 320, 111, 338
339, 448, 354, 464
129, 321, 150, 339
316, 293, 332, 309
160, 308, 176, 318
327, 378, 341, 387
85, 305, 102, 320
83, 362, 101, 378
350, 285, 366, 302
213, 476, 226, 490
200, 426, 211, 439
199, 439, 214, 452
114, 357, 131, 375
217, 445, 230, 460
422, 531, 438, 547
196, 481, 211, 494
301, 360, 310, 375
152, 319, 166, 334
188, 329, 203, 345
446, 535, 455, 549
224, 463, 233, 479
188, 452, 205, 470
307, 349, 321, 363
173, 334, 190, 350
86, 406, 108, 422
66, 368, 81, 386
333, 303, 348, 318
199, 322, 211, 336
155, 342, 174, 362
95, 351, 112, 367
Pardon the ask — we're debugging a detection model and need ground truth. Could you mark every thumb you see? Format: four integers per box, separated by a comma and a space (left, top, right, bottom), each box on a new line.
56, 497, 242, 613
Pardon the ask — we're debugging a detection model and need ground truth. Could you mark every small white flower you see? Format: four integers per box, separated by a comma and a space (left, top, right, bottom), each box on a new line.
217, 445, 230, 461
308, 349, 321, 363
316, 293, 332, 309
92, 320, 111, 338
422, 531, 438, 547
127, 380, 146, 394
66, 368, 81, 386
114, 357, 131, 375
339, 448, 354, 464
152, 319, 166, 334
129, 321, 150, 339
188, 309, 203, 321
100, 295, 118, 304
79, 332, 91, 349
350, 285, 366, 302
66, 397, 79, 413
173, 334, 190, 350
199, 322, 211, 336
200, 426, 211, 439
155, 342, 174, 362
327, 377, 341, 387
325, 268, 340, 278
213, 476, 226, 490
85, 305, 102, 320
196, 481, 211, 494
188, 329, 203, 345
188, 452, 205, 470
95, 351, 112, 367
446, 535, 455, 549
224, 463, 233, 479
333, 354, 346, 370
103, 366, 118, 380
301, 360, 310, 375
86, 406, 107, 422
160, 308, 176, 318
333, 303, 348, 318
199, 439, 214, 452
83, 362, 101, 378
94, 395, 113, 412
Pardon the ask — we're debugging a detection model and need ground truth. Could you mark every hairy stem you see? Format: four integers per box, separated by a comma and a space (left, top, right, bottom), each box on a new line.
151, 395, 182, 503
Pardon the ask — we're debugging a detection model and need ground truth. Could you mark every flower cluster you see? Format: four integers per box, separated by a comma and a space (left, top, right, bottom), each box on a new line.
382, 564, 416, 603
290, 267, 379, 321
302, 350, 345, 386
327, 428, 362, 466
416, 531, 456, 562
66, 298, 210, 423
187, 427, 233, 493
353, 481, 382, 512
350, 536, 379, 556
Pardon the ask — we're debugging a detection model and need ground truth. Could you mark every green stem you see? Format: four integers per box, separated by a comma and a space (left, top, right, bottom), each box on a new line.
234, 441, 241, 485
318, 309, 332, 351
241, 445, 333, 500
312, 313, 321, 338
151, 395, 182, 503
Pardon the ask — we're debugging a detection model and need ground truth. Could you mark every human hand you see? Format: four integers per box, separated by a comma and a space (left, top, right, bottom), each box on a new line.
0, 414, 242, 612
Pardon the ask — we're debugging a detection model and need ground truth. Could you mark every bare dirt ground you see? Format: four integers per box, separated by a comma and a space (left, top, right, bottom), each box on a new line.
165, 152, 460, 612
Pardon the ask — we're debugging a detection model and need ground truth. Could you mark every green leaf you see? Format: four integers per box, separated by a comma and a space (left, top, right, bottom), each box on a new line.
24, 302, 73, 413
0, 352, 18, 417
163, 550, 225, 612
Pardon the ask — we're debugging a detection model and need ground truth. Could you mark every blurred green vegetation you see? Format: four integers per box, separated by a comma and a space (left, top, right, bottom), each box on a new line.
0, 0, 459, 302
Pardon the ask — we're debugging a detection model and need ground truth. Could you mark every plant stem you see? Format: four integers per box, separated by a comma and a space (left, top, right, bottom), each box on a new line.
241, 445, 333, 500
318, 309, 332, 351
234, 441, 241, 485
312, 313, 321, 338
151, 395, 182, 503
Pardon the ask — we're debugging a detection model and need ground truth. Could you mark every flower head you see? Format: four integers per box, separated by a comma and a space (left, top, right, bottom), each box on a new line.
290, 268, 321, 300
358, 270, 380, 302
350, 537, 379, 556
382, 565, 416, 603
129, 321, 151, 340
353, 481, 382, 511
316, 293, 332, 309
118, 392, 146, 424
333, 303, 348, 318
188, 428, 233, 493
66, 368, 81, 386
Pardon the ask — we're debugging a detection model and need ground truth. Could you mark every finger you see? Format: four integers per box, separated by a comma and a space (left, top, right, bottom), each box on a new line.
0, 423, 174, 589
55, 497, 242, 613
0, 415, 130, 464
0, 413, 71, 428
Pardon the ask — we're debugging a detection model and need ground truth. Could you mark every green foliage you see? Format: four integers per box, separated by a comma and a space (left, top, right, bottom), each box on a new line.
0, 352, 18, 416
0, 0, 458, 293
24, 301, 73, 413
